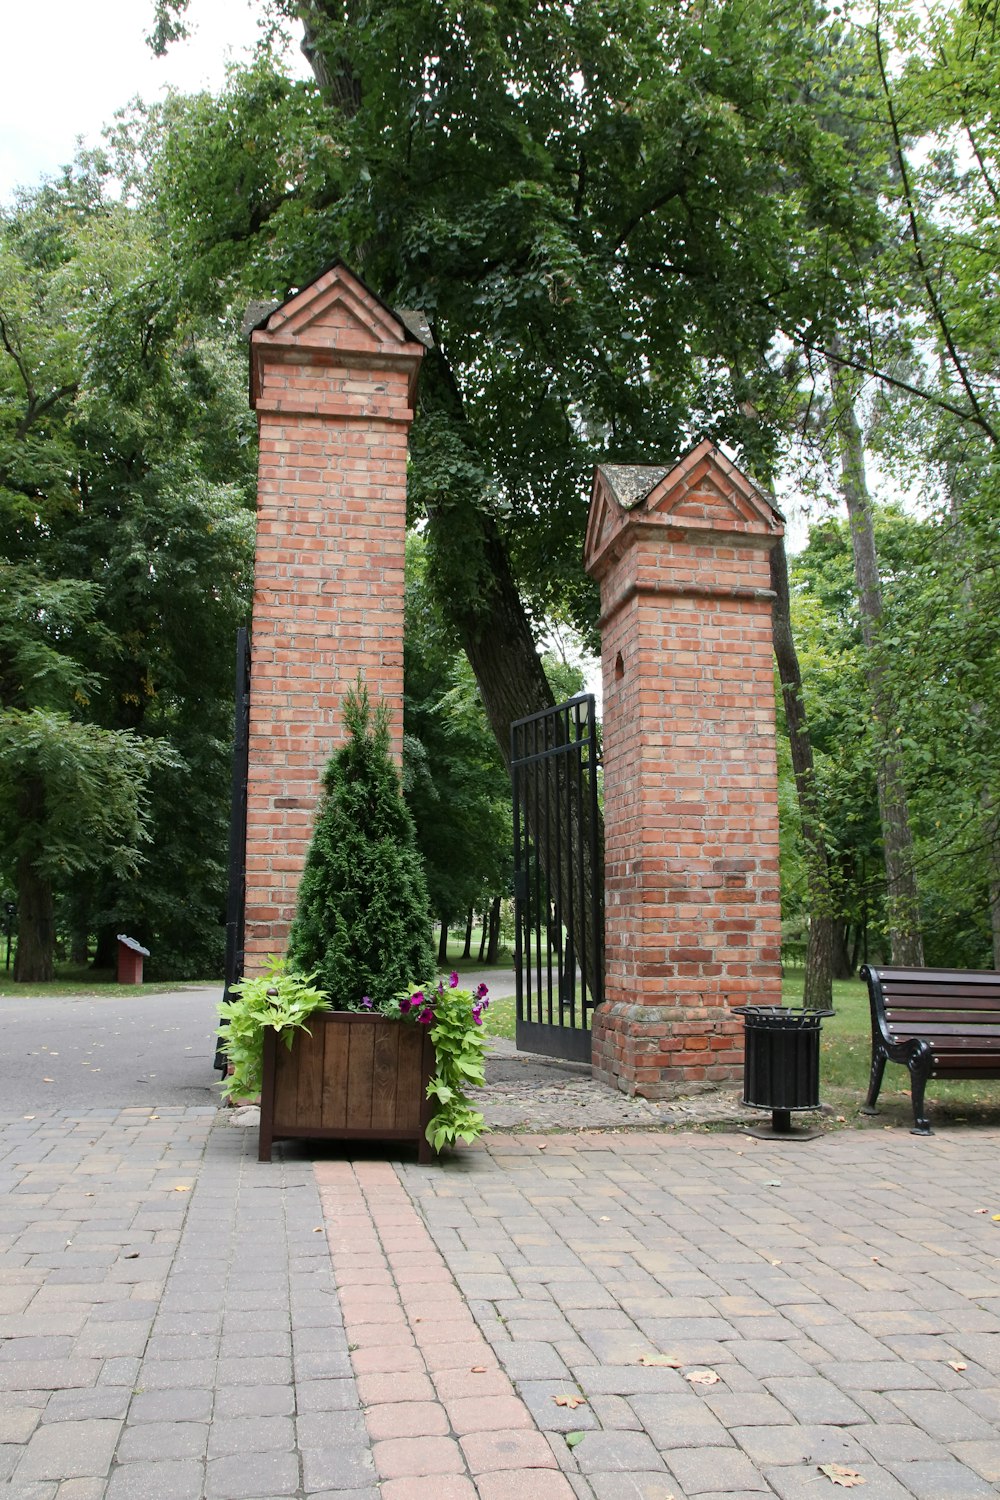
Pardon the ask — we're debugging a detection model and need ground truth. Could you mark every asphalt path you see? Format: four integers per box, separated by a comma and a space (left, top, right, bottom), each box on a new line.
0, 967, 519, 1115
0, 984, 223, 1112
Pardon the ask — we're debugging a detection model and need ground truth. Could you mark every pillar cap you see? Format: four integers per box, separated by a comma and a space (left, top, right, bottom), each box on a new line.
585, 439, 783, 578
249, 260, 429, 408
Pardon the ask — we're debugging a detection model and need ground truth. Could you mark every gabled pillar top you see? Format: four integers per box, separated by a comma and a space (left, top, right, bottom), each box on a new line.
249, 260, 431, 408
584, 438, 783, 579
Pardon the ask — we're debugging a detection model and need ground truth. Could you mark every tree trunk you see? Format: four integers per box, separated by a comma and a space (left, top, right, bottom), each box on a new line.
437, 921, 449, 967
769, 535, 835, 1008
486, 894, 502, 964
478, 914, 488, 963
827, 355, 924, 966
462, 908, 474, 961
13, 856, 54, 982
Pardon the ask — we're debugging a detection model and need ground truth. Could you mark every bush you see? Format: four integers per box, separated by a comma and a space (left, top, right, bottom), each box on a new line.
287, 681, 436, 1006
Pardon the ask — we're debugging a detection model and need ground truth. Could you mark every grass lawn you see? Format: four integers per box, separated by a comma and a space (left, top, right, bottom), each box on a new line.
0, 964, 220, 999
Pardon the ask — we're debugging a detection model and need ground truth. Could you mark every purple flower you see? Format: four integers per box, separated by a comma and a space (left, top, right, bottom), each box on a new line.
449, 971, 459, 988
474, 982, 489, 1001
418, 1008, 435, 1026
360, 995, 373, 1010
472, 1004, 484, 1026
410, 991, 424, 1007
400, 997, 412, 1014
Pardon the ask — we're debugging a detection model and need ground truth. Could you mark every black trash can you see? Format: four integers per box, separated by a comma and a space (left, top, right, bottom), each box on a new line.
734, 1005, 834, 1137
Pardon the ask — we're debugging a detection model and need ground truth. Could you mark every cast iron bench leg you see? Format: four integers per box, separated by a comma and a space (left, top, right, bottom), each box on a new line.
908, 1044, 934, 1135
861, 1051, 886, 1116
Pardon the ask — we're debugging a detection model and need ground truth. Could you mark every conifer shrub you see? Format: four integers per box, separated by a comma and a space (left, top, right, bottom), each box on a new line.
287, 681, 436, 1005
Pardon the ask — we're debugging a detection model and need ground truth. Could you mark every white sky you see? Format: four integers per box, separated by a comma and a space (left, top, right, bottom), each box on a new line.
0, 0, 305, 206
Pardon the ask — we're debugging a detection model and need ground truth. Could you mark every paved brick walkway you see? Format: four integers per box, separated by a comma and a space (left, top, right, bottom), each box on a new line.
2, 1107, 1000, 1497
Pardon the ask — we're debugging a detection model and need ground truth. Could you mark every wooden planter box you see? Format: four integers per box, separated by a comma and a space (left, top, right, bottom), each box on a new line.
258, 1012, 436, 1163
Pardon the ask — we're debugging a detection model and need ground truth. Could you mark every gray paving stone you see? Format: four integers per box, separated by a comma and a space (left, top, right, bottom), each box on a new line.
300, 1444, 377, 1492
588, 1476, 689, 1500
883, 1459, 998, 1498
105, 1459, 205, 1500
15, 1420, 120, 1481
127, 1387, 213, 1424
570, 1430, 667, 1474
763, 1376, 868, 1426
665, 1446, 771, 1494
204, 1451, 300, 1498
885, 1387, 998, 1441
208, 1415, 295, 1458
115, 1421, 208, 1462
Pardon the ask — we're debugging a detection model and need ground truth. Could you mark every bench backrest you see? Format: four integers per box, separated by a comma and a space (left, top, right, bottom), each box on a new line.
862, 965, 1000, 1038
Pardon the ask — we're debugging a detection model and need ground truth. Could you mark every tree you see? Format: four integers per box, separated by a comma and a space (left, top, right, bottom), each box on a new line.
0, 711, 167, 980
0, 160, 257, 976
288, 682, 436, 1004
146, 0, 877, 764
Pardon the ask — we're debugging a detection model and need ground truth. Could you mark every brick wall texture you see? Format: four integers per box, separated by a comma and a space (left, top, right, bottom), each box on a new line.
584, 441, 785, 1097
243, 265, 425, 972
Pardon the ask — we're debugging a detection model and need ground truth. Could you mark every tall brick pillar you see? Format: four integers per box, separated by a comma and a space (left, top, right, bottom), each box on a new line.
244, 263, 428, 973
583, 440, 784, 1097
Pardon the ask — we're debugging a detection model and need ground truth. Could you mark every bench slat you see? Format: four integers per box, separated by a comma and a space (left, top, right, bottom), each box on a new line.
886, 1017, 1000, 1036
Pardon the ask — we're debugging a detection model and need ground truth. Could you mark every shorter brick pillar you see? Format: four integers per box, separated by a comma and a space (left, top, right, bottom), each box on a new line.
583, 441, 784, 1097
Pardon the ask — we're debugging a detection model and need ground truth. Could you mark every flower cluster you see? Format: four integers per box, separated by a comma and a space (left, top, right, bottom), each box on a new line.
393, 971, 490, 1028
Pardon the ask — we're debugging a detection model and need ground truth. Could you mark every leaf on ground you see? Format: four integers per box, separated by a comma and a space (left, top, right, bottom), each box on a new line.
42, 1077, 54, 1083
974, 1208, 988, 1214
684, 1368, 720, 1387
948, 1360, 967, 1372
638, 1353, 682, 1367
565, 1431, 585, 1448
470, 1366, 488, 1373
764, 1179, 782, 1187
992, 1215, 1000, 1223
818, 1463, 865, 1487
173, 1185, 191, 1193
554, 1393, 587, 1408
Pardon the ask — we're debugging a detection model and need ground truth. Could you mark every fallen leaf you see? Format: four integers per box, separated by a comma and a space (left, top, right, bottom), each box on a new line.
836, 1115, 846, 1122
818, 1462, 865, 1487
949, 1360, 967, 1372
42, 1077, 54, 1083
975, 1208, 988, 1214
149, 1115, 159, 1121
992, 1215, 1000, 1223
565, 1431, 585, 1449
22, 1115, 34, 1121
764, 1179, 782, 1187
684, 1368, 720, 1387
554, 1394, 587, 1409
123, 1253, 140, 1260
638, 1353, 682, 1367
771, 1259, 782, 1266
173, 1185, 191, 1193
471, 1366, 488, 1374
537, 1143, 547, 1150
600, 1216, 610, 1221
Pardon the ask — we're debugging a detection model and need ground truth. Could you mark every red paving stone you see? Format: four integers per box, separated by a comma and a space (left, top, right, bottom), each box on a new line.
443, 1394, 536, 1435
355, 1371, 437, 1406
364, 1400, 451, 1440
475, 1472, 579, 1500
459, 1429, 559, 1472
373, 1434, 467, 1479
380, 1479, 479, 1500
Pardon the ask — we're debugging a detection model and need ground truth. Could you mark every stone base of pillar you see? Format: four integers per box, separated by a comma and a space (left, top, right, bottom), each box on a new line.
592, 1001, 746, 1099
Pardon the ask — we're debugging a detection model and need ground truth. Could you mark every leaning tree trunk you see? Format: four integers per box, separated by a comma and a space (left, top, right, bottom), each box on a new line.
770, 536, 835, 1008
827, 355, 924, 966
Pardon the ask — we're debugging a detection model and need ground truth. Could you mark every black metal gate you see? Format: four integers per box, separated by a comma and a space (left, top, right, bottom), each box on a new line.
511, 694, 604, 1063
215, 626, 251, 1072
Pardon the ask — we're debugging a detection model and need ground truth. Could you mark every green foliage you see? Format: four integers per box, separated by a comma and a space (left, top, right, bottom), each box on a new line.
0, 709, 169, 882
288, 681, 436, 1005
378, 975, 489, 1150
216, 958, 331, 1102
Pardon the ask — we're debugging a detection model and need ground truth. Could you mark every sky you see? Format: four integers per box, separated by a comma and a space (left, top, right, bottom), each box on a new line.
0, 0, 303, 205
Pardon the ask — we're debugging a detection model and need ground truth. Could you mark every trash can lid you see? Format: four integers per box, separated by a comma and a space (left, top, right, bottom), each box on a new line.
116, 934, 151, 957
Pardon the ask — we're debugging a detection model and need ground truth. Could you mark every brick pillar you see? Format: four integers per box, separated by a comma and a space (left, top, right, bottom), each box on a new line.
583, 440, 784, 1097
244, 263, 427, 973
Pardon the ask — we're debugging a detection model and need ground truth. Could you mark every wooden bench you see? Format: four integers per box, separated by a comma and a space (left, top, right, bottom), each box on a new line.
860, 964, 1000, 1134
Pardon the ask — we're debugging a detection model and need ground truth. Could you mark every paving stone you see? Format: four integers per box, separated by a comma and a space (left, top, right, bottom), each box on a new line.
569, 1430, 667, 1474
301, 1444, 377, 1492
204, 1451, 301, 1499
883, 1459, 998, 1498
104, 1460, 206, 1500
15, 1420, 120, 1481
115, 1421, 208, 1462
763, 1377, 868, 1426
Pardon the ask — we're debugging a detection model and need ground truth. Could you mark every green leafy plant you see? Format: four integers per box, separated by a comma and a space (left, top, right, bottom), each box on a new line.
369, 972, 490, 1151
217, 958, 331, 1102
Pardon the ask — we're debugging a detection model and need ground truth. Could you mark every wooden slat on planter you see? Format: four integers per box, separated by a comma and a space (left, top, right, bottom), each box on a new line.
371, 1024, 401, 1130
297, 1022, 325, 1125
272, 1033, 300, 1125
321, 1017, 350, 1129
395, 1027, 424, 1130
346, 1021, 376, 1129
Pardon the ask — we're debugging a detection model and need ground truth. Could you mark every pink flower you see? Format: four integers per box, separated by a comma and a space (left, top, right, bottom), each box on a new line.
449, 971, 459, 988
